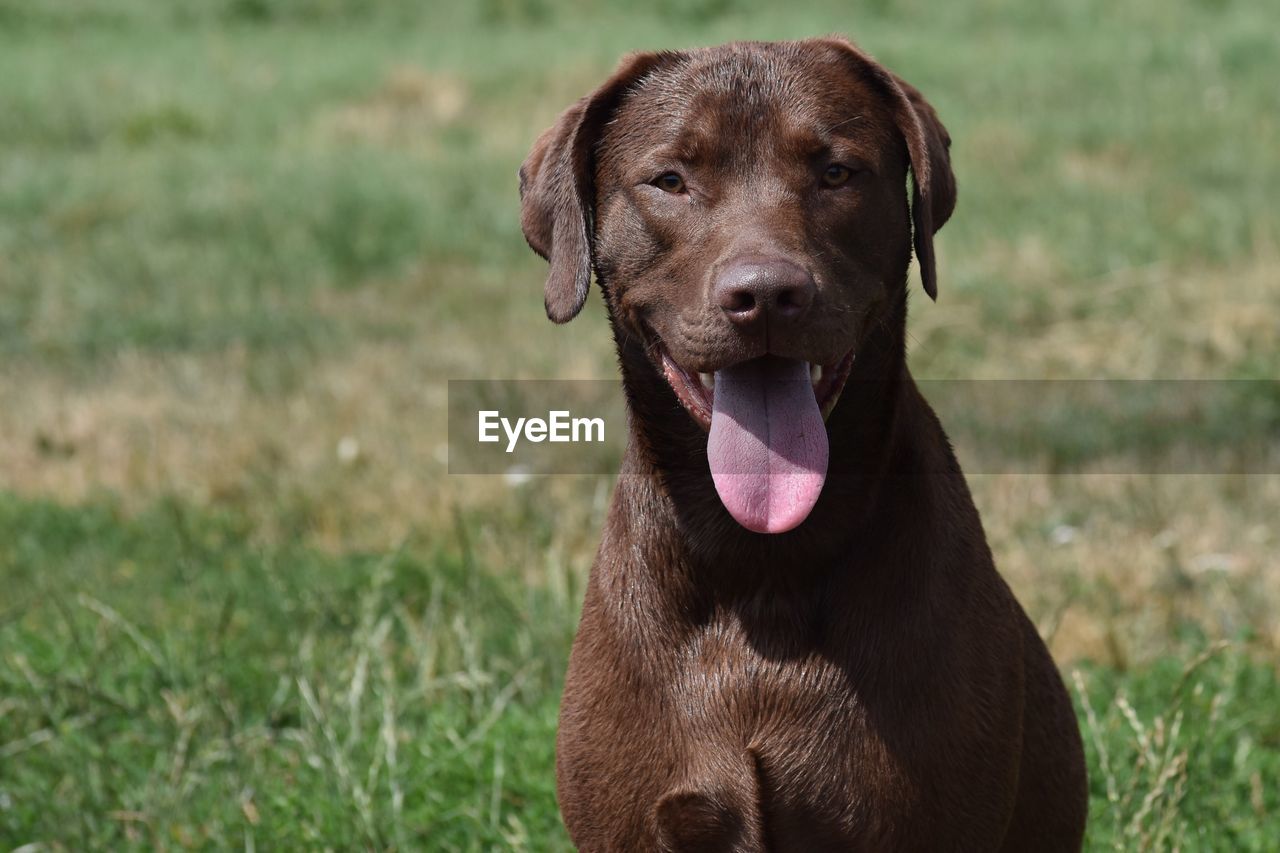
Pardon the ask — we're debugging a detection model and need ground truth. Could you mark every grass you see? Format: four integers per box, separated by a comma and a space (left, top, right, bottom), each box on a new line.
0, 496, 571, 848
0, 0, 1277, 849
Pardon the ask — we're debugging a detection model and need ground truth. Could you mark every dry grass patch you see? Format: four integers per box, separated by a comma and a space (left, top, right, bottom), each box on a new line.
974, 473, 1280, 664
1059, 142, 1150, 189
913, 250, 1279, 378
0, 333, 610, 558
315, 65, 468, 150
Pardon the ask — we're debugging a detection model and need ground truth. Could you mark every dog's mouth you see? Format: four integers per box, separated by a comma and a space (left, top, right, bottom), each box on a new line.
658, 346, 854, 535
660, 348, 855, 432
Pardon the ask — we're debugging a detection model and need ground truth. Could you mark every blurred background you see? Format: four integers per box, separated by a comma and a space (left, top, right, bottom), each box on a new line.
1, 0, 1277, 848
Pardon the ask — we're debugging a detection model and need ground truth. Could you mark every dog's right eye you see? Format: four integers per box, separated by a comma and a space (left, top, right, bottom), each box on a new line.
654, 172, 686, 194
822, 164, 853, 187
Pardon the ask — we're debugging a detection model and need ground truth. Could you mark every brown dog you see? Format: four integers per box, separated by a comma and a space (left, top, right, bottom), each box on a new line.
520, 37, 1087, 851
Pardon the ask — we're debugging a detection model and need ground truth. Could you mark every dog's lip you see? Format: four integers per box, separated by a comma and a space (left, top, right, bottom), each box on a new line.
659, 350, 715, 430
658, 345, 856, 432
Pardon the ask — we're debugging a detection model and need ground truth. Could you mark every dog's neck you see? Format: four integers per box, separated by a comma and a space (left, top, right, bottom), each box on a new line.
608, 290, 925, 578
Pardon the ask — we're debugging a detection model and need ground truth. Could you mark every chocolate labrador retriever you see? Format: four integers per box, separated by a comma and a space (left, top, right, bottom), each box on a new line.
519, 37, 1087, 851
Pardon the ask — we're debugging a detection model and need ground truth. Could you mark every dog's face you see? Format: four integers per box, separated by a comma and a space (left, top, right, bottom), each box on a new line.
595, 43, 911, 420
521, 38, 956, 533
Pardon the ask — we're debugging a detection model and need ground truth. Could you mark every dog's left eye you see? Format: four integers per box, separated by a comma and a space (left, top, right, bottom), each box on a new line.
822, 164, 853, 187
654, 172, 686, 194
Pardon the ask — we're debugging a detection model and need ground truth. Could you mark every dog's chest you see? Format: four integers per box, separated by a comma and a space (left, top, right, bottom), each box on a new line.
672, 615, 851, 728
659, 614, 923, 836
670, 611, 892, 761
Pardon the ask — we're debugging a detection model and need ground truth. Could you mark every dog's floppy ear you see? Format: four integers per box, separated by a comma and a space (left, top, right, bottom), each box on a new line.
519, 52, 668, 323
890, 73, 956, 301
821, 38, 957, 300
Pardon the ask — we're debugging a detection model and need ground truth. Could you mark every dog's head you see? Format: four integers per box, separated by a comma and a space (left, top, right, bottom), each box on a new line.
520, 38, 956, 534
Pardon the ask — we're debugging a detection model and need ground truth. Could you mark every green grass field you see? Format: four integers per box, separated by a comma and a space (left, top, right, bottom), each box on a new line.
1, 0, 1278, 849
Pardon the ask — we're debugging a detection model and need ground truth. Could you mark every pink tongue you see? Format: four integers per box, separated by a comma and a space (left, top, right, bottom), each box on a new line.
708, 356, 829, 534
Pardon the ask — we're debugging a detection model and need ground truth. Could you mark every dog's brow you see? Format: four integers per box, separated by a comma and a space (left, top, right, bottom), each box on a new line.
654, 130, 716, 166
648, 145, 698, 167
785, 116, 869, 158
825, 114, 865, 135
784, 129, 843, 162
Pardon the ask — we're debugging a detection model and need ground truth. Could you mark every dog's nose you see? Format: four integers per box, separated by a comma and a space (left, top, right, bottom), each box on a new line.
714, 258, 815, 330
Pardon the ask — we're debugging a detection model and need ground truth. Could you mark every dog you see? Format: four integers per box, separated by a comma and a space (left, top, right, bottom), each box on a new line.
519, 37, 1088, 851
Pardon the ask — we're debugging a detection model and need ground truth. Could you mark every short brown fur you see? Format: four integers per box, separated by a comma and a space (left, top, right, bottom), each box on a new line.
520, 37, 1087, 851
